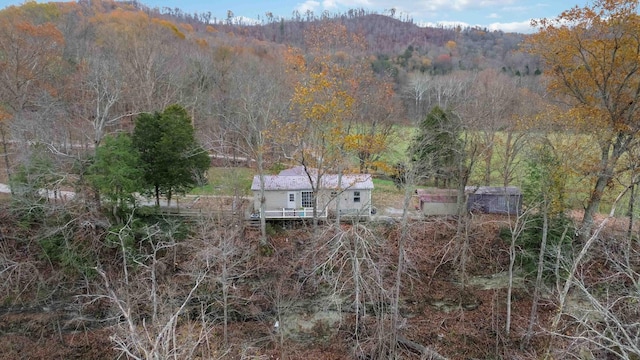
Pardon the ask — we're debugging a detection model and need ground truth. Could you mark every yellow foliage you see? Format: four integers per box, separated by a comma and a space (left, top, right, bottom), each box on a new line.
283, 21, 397, 173
92, 9, 186, 41
195, 38, 208, 48
284, 46, 306, 73
151, 18, 185, 39
179, 23, 194, 33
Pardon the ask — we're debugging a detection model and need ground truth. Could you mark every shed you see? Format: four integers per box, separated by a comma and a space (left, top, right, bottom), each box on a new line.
465, 186, 522, 215
416, 188, 459, 216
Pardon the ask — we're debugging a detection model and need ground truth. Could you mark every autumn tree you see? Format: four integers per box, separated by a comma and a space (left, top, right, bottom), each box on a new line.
284, 22, 399, 225
284, 25, 358, 228
343, 61, 401, 174
526, 0, 640, 240
91, 9, 187, 112
0, 6, 66, 173
132, 105, 210, 206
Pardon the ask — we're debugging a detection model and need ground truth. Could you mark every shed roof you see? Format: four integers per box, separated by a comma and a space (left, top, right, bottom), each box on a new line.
465, 186, 521, 195
251, 172, 373, 191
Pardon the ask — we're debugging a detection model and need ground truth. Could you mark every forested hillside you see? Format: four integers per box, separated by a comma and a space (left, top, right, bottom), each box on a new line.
0, 0, 639, 359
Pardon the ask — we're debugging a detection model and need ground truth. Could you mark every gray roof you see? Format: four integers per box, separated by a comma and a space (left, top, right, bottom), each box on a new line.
251, 171, 374, 191
465, 186, 521, 195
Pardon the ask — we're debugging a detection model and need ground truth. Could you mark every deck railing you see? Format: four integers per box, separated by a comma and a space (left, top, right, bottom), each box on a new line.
261, 207, 326, 219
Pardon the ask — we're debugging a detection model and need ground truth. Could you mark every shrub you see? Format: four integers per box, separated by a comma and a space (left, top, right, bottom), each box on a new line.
500, 214, 574, 282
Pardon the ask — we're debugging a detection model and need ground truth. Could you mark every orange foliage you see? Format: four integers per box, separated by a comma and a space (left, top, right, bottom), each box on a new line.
91, 8, 185, 42
195, 38, 208, 48
179, 23, 194, 34
527, 0, 640, 134
526, 0, 640, 236
284, 21, 399, 173
445, 40, 456, 50
0, 14, 65, 111
151, 18, 185, 39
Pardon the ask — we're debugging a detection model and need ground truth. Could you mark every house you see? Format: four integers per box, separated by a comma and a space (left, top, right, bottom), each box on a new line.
250, 166, 374, 220
416, 186, 522, 216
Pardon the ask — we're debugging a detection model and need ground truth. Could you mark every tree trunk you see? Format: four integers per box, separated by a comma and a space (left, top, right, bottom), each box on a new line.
257, 155, 267, 245
506, 226, 516, 336
525, 208, 547, 342
627, 179, 635, 243
335, 170, 343, 226
484, 145, 493, 186
389, 170, 415, 358
579, 169, 610, 241
0, 126, 12, 193
580, 135, 627, 241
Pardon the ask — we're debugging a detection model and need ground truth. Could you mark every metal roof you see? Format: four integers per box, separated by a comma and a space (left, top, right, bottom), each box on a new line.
465, 186, 521, 195
251, 171, 374, 191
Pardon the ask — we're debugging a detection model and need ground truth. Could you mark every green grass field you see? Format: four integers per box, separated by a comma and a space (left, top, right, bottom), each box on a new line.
191, 167, 255, 196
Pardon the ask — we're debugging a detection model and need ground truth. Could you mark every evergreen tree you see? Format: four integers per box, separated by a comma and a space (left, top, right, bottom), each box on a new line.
87, 133, 143, 218
132, 104, 210, 206
410, 106, 461, 187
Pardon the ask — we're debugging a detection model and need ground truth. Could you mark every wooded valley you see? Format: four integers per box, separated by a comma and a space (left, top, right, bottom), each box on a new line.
0, 0, 640, 359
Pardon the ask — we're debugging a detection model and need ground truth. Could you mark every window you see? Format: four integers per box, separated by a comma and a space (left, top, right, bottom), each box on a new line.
354, 191, 361, 203
301, 191, 314, 208
288, 193, 295, 202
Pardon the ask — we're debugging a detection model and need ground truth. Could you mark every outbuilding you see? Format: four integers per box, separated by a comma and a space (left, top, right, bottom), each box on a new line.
466, 186, 522, 215
416, 186, 523, 216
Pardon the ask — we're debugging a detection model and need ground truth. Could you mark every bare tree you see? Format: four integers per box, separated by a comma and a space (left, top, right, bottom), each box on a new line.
546, 184, 637, 358
95, 216, 217, 359
504, 205, 534, 336
75, 50, 135, 149
227, 56, 290, 244
465, 69, 523, 186
313, 224, 391, 358
190, 213, 255, 346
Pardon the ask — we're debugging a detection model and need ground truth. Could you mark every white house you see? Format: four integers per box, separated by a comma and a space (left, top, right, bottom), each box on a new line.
250, 166, 374, 220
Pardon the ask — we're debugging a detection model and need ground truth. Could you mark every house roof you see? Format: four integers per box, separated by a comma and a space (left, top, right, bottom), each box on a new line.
251, 170, 374, 191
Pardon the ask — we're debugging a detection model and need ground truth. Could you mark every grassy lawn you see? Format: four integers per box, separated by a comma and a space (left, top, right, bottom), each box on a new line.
191, 167, 255, 196
371, 177, 406, 209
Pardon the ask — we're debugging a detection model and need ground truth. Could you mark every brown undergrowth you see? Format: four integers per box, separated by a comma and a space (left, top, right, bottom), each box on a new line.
0, 198, 616, 359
